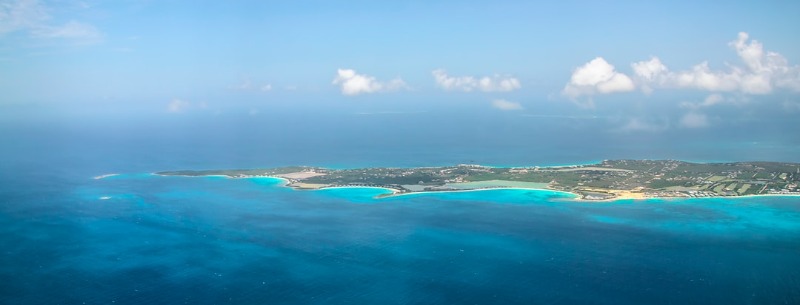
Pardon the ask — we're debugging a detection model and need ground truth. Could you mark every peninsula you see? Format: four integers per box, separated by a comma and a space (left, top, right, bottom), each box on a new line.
156, 160, 800, 200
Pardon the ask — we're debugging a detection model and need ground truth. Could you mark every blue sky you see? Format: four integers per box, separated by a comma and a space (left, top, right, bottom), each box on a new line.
2, 0, 800, 132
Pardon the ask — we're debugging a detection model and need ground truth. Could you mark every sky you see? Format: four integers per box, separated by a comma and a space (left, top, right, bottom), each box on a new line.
2, 0, 800, 135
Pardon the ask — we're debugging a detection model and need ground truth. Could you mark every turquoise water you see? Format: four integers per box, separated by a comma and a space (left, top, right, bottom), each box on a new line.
2, 172, 799, 304
2, 115, 800, 304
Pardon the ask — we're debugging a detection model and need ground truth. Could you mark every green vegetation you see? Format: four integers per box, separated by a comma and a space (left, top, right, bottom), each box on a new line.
737, 184, 751, 195
156, 160, 800, 200
708, 176, 726, 182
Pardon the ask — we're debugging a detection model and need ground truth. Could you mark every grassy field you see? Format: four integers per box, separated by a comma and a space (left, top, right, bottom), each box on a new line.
707, 176, 726, 182
737, 184, 751, 195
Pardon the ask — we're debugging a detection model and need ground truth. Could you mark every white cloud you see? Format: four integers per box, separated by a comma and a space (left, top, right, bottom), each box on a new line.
628, 32, 800, 95
670, 62, 743, 92
569, 32, 800, 99
491, 99, 523, 110
432, 69, 521, 92
731, 32, 770, 73
0, 0, 48, 34
631, 57, 668, 94
0, 0, 101, 42
385, 78, 409, 91
563, 57, 635, 99
680, 93, 727, 109
631, 57, 668, 81
229, 79, 272, 92
702, 93, 724, 106
679, 112, 709, 128
332, 69, 407, 96
34, 20, 101, 40
167, 98, 191, 113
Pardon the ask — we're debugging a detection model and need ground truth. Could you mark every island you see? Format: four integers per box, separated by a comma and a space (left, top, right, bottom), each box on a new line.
156, 160, 800, 200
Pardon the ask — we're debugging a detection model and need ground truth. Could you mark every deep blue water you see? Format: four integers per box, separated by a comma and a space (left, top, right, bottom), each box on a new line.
2, 113, 800, 304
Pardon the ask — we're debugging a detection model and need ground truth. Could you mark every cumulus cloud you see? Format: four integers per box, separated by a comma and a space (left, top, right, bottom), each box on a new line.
491, 99, 523, 110
729, 32, 800, 92
332, 69, 407, 96
562, 57, 635, 99
629, 32, 800, 95
432, 69, 521, 92
566, 32, 800, 100
631, 57, 668, 94
631, 57, 668, 81
679, 112, 709, 128
167, 98, 191, 113
670, 62, 744, 92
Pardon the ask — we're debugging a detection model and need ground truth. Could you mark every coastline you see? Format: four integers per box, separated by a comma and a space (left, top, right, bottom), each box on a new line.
149, 159, 800, 202
380, 186, 575, 199
152, 171, 800, 202
151, 172, 800, 201
382, 188, 800, 202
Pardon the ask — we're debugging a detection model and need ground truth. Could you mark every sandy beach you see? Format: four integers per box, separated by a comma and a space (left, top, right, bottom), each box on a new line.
93, 173, 119, 180
153, 168, 800, 202
275, 171, 327, 179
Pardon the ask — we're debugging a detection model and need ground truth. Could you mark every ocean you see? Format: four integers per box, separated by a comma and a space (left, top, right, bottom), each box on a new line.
1, 110, 799, 304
